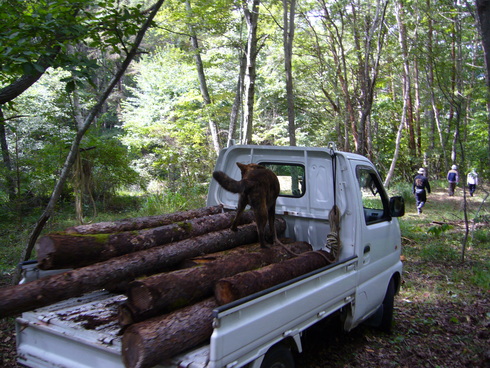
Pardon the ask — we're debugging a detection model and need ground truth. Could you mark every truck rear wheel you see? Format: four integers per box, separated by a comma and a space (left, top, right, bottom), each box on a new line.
260, 344, 295, 368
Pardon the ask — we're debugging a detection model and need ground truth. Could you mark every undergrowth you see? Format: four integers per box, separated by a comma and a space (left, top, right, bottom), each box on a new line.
0, 183, 207, 274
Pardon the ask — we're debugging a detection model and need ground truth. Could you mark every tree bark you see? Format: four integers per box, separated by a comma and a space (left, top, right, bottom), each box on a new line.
426, 0, 448, 169
475, 0, 490, 165
65, 205, 223, 234
241, 0, 260, 144
37, 211, 255, 270
214, 250, 332, 305
0, 46, 61, 105
395, 0, 416, 156
0, 220, 285, 318
120, 241, 311, 326
185, 0, 220, 154
357, 0, 389, 157
283, 0, 297, 146
122, 298, 217, 368
228, 50, 247, 144
0, 108, 16, 200
13, 0, 167, 285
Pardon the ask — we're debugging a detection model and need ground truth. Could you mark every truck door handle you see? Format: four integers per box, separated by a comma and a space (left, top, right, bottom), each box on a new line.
364, 245, 371, 254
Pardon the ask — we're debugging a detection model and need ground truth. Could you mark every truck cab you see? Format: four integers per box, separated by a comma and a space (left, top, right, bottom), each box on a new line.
206, 144, 404, 368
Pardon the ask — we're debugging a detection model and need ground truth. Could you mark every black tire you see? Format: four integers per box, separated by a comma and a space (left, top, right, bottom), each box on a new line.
379, 277, 395, 333
260, 344, 295, 368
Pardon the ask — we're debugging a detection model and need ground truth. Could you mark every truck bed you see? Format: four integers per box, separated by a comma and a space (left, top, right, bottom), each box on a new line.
16, 256, 357, 368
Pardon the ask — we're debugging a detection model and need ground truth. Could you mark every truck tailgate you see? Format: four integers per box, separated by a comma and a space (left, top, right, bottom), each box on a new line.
16, 291, 126, 368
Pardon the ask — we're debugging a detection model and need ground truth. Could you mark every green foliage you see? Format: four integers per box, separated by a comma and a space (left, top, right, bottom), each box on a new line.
387, 182, 415, 205
1, 68, 139, 208
119, 47, 215, 186
0, 0, 150, 90
427, 223, 454, 237
70, 132, 142, 199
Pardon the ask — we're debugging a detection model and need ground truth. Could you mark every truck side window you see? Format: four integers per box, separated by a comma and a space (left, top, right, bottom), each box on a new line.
356, 167, 390, 224
260, 163, 305, 198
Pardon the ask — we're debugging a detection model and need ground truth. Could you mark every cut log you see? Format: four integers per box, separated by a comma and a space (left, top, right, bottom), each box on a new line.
65, 205, 224, 234
122, 298, 217, 368
120, 241, 312, 326
37, 211, 255, 269
0, 219, 285, 318
215, 250, 333, 305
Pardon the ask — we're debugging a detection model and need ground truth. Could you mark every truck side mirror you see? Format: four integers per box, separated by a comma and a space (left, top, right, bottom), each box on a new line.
389, 196, 405, 217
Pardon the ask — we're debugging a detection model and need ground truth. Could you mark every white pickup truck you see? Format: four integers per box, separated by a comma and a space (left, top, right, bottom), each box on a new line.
15, 144, 404, 368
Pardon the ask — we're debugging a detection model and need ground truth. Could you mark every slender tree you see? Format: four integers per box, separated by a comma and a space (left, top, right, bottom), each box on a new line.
242, 0, 261, 144
356, 0, 389, 157
185, 0, 220, 155
475, 0, 490, 166
228, 51, 247, 144
283, 0, 297, 146
13, 0, 167, 283
395, 0, 416, 157
0, 108, 16, 201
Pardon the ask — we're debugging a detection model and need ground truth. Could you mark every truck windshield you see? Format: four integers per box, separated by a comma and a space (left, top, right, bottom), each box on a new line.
260, 163, 306, 198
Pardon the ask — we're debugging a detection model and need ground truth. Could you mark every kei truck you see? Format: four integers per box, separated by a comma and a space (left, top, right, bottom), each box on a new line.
12, 143, 405, 368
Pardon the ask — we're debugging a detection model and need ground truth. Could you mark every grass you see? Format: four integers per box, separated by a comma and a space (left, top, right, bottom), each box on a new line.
399, 184, 490, 291
0, 182, 489, 368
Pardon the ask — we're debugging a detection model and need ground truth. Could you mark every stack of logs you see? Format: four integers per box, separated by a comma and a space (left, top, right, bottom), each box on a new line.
0, 205, 336, 368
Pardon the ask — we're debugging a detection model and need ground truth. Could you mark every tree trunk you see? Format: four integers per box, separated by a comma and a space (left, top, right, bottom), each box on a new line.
283, 0, 297, 146
426, 0, 448, 170
122, 298, 217, 368
241, 0, 260, 144
0, 220, 285, 318
357, 0, 388, 157
476, 0, 490, 166
121, 241, 312, 325
214, 250, 332, 305
37, 211, 255, 270
228, 50, 247, 144
383, 116, 405, 188
0, 107, 16, 201
185, 0, 220, 155
395, 0, 416, 157
315, 2, 354, 151
14, 0, 167, 284
65, 205, 223, 234
0, 46, 61, 104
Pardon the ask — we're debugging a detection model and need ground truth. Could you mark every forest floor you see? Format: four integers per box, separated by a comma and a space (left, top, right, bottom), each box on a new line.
1, 188, 489, 367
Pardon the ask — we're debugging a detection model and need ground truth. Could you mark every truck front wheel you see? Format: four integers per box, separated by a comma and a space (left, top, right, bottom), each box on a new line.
379, 277, 395, 333
260, 344, 295, 368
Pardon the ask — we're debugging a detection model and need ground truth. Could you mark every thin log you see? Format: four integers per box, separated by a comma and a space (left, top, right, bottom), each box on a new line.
122, 298, 217, 368
36, 211, 255, 269
0, 219, 285, 318
65, 205, 223, 234
120, 241, 312, 326
215, 250, 332, 305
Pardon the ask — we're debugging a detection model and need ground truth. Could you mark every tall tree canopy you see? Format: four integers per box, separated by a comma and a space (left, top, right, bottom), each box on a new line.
0, 0, 488, 223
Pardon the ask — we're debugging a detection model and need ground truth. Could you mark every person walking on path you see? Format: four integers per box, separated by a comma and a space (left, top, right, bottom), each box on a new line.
413, 168, 431, 214
447, 165, 459, 196
467, 169, 478, 196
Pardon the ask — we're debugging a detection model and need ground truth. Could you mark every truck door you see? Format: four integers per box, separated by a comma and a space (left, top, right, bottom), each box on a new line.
352, 163, 400, 323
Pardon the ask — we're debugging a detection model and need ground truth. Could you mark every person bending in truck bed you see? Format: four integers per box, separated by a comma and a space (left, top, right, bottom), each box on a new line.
413, 168, 431, 214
